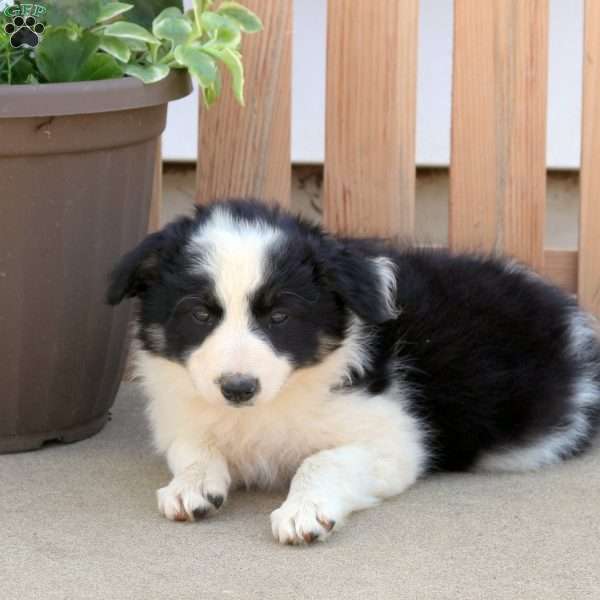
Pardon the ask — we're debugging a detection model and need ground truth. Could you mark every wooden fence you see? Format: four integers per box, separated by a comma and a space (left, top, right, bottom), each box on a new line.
181, 0, 600, 319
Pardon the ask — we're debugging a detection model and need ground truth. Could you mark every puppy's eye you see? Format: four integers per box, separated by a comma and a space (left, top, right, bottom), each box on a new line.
191, 307, 212, 324
270, 310, 288, 325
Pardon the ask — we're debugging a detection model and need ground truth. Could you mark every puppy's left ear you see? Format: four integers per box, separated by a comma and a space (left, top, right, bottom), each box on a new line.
323, 244, 399, 324
106, 215, 194, 305
106, 230, 166, 305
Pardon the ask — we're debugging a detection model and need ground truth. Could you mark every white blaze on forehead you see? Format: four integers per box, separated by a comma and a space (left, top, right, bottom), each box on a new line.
184, 209, 291, 406
188, 208, 282, 311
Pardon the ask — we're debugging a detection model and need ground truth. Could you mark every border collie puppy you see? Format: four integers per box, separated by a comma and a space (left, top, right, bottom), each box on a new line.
107, 199, 600, 545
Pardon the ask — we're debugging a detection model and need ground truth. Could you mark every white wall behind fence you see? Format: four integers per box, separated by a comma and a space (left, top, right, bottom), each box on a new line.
164, 0, 583, 169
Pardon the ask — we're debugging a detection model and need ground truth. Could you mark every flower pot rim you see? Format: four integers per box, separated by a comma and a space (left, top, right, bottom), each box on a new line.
0, 71, 192, 118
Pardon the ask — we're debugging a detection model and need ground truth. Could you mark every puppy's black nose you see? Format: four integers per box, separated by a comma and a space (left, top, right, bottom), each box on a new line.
219, 373, 259, 404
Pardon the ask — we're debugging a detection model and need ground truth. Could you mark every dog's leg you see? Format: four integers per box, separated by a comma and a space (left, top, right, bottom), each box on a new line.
270, 444, 420, 544
157, 440, 231, 522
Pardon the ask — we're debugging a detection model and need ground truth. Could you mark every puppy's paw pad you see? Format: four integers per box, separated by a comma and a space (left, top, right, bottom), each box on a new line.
270, 498, 339, 545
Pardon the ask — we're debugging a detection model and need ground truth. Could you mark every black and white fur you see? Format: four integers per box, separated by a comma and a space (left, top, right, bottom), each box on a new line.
107, 199, 600, 544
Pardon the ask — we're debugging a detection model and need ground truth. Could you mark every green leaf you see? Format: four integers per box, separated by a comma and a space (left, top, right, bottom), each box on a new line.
99, 35, 131, 62
204, 46, 244, 104
220, 48, 244, 104
122, 38, 148, 52
154, 7, 184, 23
124, 62, 170, 83
152, 15, 193, 45
8, 54, 36, 84
174, 45, 217, 88
79, 53, 124, 80
35, 30, 101, 83
214, 23, 241, 48
97, 2, 134, 23
45, 0, 103, 28
201, 12, 240, 47
128, 1, 184, 29
191, 0, 211, 35
200, 11, 230, 32
103, 22, 160, 45
217, 2, 262, 33
203, 67, 222, 106
193, 0, 214, 14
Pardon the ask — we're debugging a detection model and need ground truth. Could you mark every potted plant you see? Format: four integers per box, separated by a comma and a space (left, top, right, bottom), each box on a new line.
0, 0, 261, 452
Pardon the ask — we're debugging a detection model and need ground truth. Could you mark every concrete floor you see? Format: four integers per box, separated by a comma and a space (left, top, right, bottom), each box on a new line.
163, 165, 580, 248
2, 384, 599, 599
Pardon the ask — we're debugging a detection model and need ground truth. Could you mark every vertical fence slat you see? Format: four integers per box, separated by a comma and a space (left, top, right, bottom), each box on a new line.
196, 0, 292, 206
503, 1, 548, 270
324, 0, 418, 239
450, 3, 498, 253
579, 0, 600, 318
451, 0, 548, 272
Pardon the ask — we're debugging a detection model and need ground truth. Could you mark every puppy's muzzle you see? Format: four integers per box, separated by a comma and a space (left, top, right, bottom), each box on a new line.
218, 373, 260, 405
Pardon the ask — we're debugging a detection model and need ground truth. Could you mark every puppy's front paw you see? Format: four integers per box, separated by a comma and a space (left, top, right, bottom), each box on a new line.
157, 463, 230, 522
271, 496, 341, 545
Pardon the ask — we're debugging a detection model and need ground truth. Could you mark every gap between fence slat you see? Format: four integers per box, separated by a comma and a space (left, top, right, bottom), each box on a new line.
323, 0, 418, 239
148, 138, 162, 232
543, 249, 577, 295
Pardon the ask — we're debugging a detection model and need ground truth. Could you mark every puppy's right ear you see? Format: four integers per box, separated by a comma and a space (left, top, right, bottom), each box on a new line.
106, 230, 166, 305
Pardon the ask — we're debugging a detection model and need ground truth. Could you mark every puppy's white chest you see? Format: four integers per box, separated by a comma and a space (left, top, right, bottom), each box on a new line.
211, 391, 405, 489
211, 399, 344, 488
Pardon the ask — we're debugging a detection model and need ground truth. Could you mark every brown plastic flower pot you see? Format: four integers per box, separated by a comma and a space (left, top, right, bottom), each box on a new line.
0, 72, 192, 453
